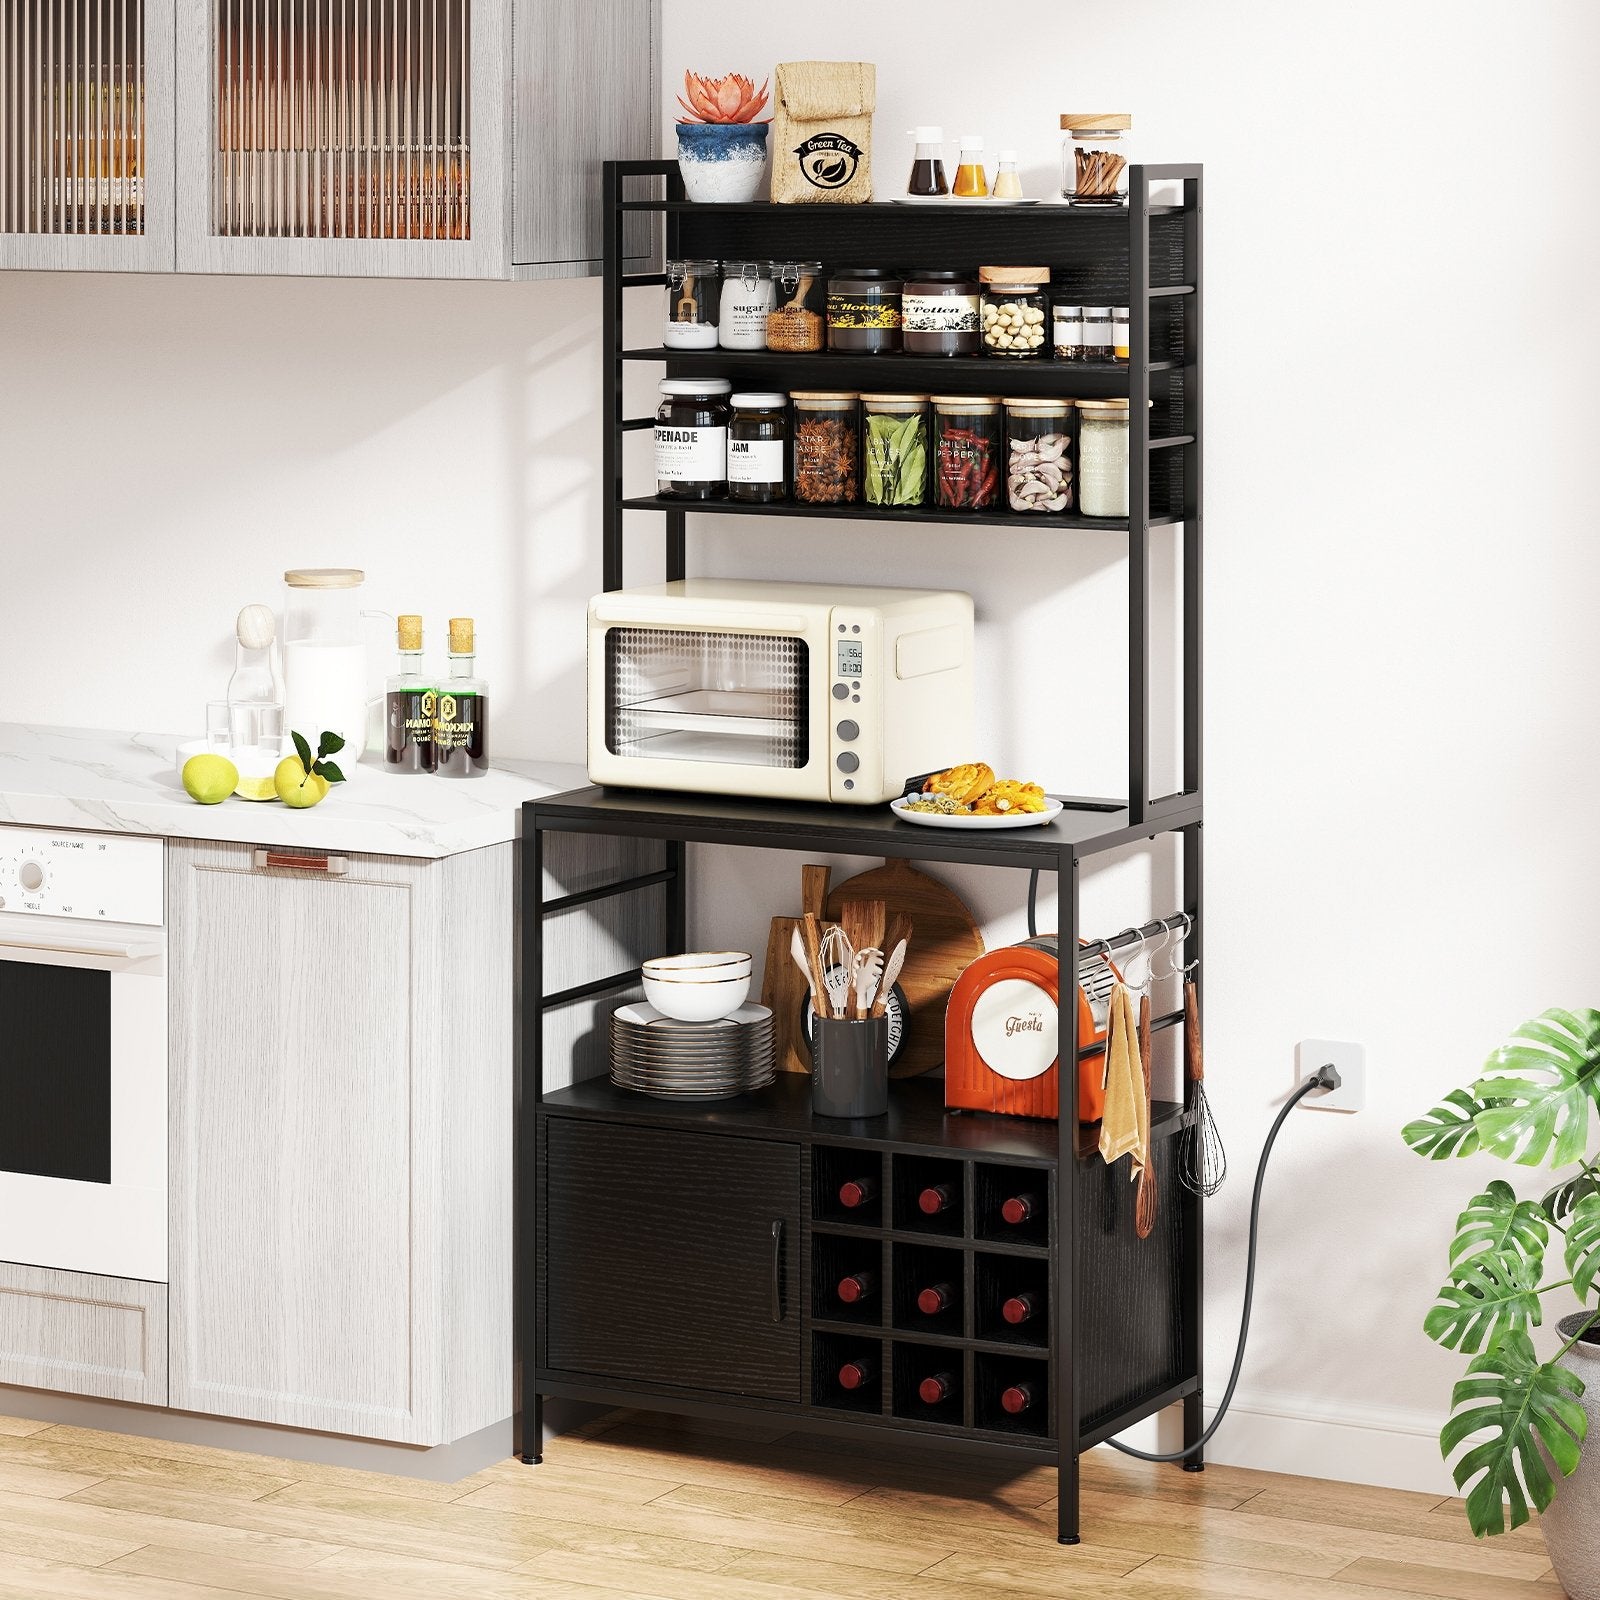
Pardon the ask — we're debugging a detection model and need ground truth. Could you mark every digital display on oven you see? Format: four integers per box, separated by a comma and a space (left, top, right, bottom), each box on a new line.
837, 639, 863, 678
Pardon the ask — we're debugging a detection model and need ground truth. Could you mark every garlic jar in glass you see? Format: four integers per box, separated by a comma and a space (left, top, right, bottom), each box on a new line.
1003, 398, 1074, 513
979, 267, 1049, 358
1059, 114, 1132, 205
1076, 398, 1129, 517
665, 258, 720, 348
719, 260, 775, 351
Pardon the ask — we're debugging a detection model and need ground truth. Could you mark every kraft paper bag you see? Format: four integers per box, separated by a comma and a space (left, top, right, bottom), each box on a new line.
770, 61, 875, 204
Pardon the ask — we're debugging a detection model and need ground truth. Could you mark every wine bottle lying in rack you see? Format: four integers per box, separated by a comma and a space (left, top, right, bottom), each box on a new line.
917, 1371, 957, 1405
916, 1281, 956, 1316
838, 1358, 876, 1391
1002, 1292, 1041, 1326
839, 1177, 879, 1209
836, 1270, 877, 1305
1001, 1381, 1037, 1415
918, 1184, 956, 1216
1000, 1192, 1040, 1225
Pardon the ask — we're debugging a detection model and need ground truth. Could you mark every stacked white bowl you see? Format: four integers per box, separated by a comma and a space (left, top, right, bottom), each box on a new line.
641, 952, 752, 1022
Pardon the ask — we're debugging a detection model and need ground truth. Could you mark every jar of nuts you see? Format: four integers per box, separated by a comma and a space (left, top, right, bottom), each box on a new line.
979, 267, 1049, 358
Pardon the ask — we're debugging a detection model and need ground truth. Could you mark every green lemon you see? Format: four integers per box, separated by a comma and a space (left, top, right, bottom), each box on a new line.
274, 756, 330, 809
182, 753, 239, 805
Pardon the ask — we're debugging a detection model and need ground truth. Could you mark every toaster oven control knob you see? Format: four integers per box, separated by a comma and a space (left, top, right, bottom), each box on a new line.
835, 720, 859, 741
833, 683, 849, 700
17, 861, 44, 893
835, 752, 860, 774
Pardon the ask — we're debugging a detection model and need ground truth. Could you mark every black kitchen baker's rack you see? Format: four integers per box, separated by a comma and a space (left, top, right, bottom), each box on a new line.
517, 159, 1204, 1545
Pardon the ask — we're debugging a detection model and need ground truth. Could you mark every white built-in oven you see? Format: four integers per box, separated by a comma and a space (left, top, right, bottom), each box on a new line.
0, 827, 166, 1283
588, 579, 976, 804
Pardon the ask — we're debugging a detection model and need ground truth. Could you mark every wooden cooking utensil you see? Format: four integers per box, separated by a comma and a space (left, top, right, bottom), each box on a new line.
801, 864, 830, 922
1135, 992, 1157, 1239
871, 910, 914, 1017
839, 899, 884, 1016
799, 913, 829, 1017
761, 863, 831, 1073
826, 860, 982, 1077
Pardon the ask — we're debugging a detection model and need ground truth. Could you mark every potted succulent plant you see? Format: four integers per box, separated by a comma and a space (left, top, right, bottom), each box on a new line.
1405, 1008, 1600, 1591
675, 71, 771, 203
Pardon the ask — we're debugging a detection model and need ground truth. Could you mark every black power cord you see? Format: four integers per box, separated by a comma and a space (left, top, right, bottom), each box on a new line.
1024, 868, 1341, 1463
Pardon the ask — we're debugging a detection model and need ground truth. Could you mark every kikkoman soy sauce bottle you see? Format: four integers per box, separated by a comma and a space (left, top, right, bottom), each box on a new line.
434, 617, 489, 778
384, 614, 436, 773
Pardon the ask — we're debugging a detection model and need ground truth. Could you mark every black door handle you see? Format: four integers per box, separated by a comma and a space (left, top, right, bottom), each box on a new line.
770, 1218, 785, 1322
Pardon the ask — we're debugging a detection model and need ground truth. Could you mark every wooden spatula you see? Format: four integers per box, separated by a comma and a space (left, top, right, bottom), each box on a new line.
1135, 993, 1157, 1239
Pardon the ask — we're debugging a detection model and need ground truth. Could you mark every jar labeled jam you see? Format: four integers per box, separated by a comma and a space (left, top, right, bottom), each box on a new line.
902, 270, 981, 356
790, 392, 860, 504
828, 269, 903, 354
655, 378, 731, 500
727, 392, 788, 503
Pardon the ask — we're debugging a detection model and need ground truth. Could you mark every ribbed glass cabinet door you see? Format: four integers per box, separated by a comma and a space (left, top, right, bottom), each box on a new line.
175, 0, 508, 276
0, 0, 176, 269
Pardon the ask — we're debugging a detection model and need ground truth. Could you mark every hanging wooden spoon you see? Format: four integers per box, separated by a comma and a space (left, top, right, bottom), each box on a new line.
1135, 992, 1158, 1239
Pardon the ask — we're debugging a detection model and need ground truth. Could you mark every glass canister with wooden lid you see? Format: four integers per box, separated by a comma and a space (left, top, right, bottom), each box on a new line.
791, 392, 860, 504
1060, 114, 1133, 204
979, 267, 1049, 358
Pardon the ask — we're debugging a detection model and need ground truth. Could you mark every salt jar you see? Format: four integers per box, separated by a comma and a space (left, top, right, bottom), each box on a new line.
719, 260, 775, 351
664, 258, 721, 349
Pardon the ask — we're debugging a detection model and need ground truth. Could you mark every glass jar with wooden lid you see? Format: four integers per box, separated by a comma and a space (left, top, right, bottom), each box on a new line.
791, 392, 860, 504
1060, 114, 1132, 205
861, 394, 930, 507
1003, 398, 1075, 513
1076, 398, 1130, 517
979, 267, 1050, 358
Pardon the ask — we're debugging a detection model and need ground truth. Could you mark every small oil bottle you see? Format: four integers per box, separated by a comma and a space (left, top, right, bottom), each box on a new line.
384, 614, 436, 773
952, 135, 988, 198
435, 617, 489, 778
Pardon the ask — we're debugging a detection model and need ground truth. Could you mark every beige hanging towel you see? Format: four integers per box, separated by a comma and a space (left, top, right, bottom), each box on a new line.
770, 61, 876, 204
1098, 982, 1149, 1177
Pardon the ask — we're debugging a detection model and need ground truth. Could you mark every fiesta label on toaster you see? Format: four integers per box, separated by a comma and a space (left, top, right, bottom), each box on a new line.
971, 979, 1057, 1080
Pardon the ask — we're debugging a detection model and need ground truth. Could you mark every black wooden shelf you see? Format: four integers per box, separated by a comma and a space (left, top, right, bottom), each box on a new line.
618, 198, 1187, 218
619, 494, 1174, 534
808, 1317, 1054, 1358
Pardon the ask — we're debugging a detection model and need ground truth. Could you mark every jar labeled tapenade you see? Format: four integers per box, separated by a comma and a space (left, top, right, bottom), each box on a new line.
655, 378, 731, 500
828, 268, 903, 354
727, 392, 789, 503
791, 392, 860, 504
903, 270, 981, 356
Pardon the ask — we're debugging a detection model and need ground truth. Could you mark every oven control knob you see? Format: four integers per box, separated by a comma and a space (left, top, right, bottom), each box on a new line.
835, 720, 859, 741
17, 861, 44, 893
835, 752, 860, 774
832, 683, 849, 700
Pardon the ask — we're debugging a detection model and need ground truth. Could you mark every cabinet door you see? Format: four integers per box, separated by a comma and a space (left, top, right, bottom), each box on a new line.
0, 0, 177, 271
544, 1122, 801, 1403
167, 840, 446, 1443
173, 0, 511, 277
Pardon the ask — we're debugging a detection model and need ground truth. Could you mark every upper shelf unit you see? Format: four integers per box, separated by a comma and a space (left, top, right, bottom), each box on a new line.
0, 0, 658, 277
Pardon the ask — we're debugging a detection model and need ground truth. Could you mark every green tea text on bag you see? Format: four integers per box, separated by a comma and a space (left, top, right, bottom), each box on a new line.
770, 61, 876, 205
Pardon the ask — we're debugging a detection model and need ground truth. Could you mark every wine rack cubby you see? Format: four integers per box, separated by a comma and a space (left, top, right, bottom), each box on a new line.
812, 1147, 885, 1228
891, 1343, 967, 1428
975, 1161, 1053, 1249
892, 1154, 965, 1238
976, 1253, 1051, 1350
891, 1242, 965, 1339
812, 1232, 885, 1329
975, 1351, 1051, 1439
812, 1331, 884, 1416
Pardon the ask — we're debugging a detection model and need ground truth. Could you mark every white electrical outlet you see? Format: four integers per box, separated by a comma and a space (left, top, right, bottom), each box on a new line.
1296, 1039, 1366, 1112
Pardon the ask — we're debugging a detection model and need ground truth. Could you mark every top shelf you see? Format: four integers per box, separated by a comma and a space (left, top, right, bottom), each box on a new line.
621, 199, 1190, 217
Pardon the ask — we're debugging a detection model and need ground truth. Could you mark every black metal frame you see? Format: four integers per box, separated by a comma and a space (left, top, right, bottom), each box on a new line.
518, 161, 1205, 1544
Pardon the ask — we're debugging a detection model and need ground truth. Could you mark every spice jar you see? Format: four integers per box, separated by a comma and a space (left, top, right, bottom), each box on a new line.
791, 392, 860, 504
902, 269, 981, 357
931, 396, 1002, 511
1080, 305, 1113, 363
861, 394, 930, 507
727, 392, 789, 504
664, 258, 720, 349
655, 378, 731, 500
828, 268, 903, 354
766, 261, 825, 352
1111, 306, 1130, 364
1003, 398, 1074, 513
719, 260, 775, 351
1051, 301, 1086, 362
979, 267, 1049, 358
1060, 114, 1132, 205
1077, 398, 1129, 517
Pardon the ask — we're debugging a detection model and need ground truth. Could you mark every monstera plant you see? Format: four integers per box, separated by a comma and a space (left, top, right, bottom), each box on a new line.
1405, 1008, 1600, 1538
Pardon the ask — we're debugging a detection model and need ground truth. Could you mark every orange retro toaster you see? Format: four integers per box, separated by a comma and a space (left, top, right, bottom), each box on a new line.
944, 936, 1120, 1122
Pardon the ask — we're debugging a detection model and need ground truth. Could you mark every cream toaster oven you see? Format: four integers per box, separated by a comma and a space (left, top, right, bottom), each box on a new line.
588, 580, 975, 804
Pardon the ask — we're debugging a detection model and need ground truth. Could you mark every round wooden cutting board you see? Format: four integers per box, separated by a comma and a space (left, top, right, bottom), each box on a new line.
825, 858, 984, 1078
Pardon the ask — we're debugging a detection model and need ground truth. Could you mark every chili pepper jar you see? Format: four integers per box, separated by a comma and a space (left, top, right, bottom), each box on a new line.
902, 269, 982, 356
1076, 398, 1129, 517
655, 378, 732, 500
979, 266, 1049, 358
828, 268, 904, 354
861, 394, 930, 507
931, 396, 1002, 510
790, 391, 860, 504
1060, 114, 1133, 205
727, 392, 789, 504
767, 261, 825, 351
664, 258, 721, 349
719, 260, 775, 351
1003, 398, 1075, 514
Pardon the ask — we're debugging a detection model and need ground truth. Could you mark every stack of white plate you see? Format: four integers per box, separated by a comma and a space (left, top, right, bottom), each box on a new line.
609, 1001, 776, 1101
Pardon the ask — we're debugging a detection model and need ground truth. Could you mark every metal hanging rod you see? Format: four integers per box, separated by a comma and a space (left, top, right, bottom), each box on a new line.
1080, 912, 1193, 963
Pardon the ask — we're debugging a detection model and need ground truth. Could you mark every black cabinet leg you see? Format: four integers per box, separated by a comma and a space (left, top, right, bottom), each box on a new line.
1182, 1391, 1205, 1471
1056, 1450, 1081, 1543
520, 1393, 544, 1465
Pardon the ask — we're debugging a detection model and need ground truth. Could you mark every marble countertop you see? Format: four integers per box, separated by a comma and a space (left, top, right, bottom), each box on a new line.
0, 724, 589, 858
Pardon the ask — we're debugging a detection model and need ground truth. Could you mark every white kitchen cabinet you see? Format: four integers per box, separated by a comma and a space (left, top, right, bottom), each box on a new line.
2, 0, 657, 278
167, 837, 511, 1445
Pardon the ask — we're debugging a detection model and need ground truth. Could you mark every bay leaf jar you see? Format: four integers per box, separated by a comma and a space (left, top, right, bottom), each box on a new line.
902, 269, 981, 356
655, 378, 731, 500
727, 392, 789, 504
979, 266, 1049, 358
827, 268, 903, 354
861, 394, 930, 507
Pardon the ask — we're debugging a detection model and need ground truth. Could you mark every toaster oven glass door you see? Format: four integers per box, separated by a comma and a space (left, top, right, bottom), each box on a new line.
606, 628, 809, 768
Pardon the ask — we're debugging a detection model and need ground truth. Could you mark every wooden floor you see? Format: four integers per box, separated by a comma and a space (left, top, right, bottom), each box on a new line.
0, 1406, 1562, 1599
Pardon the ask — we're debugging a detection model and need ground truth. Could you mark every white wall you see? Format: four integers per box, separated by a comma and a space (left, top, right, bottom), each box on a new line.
2, 0, 1597, 1495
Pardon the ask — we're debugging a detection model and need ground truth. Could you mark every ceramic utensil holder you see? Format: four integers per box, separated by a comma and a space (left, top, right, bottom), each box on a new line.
810, 1015, 889, 1118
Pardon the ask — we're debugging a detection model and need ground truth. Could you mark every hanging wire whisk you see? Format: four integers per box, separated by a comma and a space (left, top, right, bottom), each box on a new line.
1178, 978, 1227, 1197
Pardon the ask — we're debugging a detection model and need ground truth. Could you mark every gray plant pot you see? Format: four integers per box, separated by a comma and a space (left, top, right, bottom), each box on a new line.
1541, 1314, 1600, 1600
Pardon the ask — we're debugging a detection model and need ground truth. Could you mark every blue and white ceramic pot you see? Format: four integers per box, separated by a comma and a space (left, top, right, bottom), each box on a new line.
675, 121, 769, 204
